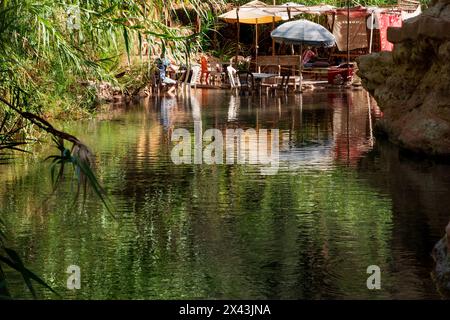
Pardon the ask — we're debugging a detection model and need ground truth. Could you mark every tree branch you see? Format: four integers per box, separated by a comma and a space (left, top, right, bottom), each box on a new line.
0, 95, 83, 147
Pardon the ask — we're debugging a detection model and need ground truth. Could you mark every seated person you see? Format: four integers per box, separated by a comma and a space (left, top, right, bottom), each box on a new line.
302, 47, 317, 67
156, 55, 177, 93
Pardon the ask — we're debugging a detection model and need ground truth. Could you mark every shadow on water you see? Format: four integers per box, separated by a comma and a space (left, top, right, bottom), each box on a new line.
357, 140, 450, 298
0, 89, 449, 299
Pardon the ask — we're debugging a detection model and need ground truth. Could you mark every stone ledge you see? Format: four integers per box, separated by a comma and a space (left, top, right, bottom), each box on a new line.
388, 17, 450, 43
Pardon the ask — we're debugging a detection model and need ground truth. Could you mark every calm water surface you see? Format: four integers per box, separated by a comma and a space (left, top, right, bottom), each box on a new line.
1, 89, 449, 299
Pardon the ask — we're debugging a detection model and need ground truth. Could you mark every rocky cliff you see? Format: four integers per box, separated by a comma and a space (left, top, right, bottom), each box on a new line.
357, 0, 450, 156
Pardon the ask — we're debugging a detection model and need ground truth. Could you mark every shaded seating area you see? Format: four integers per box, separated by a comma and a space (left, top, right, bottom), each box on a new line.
211, 1, 421, 94
148, 1, 421, 94
257, 55, 301, 91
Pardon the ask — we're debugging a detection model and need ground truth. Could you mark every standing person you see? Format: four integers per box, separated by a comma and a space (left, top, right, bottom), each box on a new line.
200, 55, 210, 84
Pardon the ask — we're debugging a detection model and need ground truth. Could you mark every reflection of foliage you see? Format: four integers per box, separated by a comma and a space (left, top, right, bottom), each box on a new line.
0, 112, 56, 299
0, 112, 28, 165
47, 137, 114, 218
0, 244, 59, 299
0, 103, 396, 298
0, 104, 102, 298
0, 0, 224, 299
0, 98, 114, 297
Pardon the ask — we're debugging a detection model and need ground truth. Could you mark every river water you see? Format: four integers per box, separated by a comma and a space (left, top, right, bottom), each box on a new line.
1, 89, 449, 299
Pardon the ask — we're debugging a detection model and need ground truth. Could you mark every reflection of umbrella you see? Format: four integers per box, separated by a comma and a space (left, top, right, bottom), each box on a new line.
271, 20, 336, 91
279, 142, 336, 171
219, 0, 282, 62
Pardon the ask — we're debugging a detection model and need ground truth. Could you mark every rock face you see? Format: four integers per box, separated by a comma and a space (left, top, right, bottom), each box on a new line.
357, 0, 450, 156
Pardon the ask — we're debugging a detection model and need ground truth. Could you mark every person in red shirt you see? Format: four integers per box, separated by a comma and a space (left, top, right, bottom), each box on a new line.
302, 47, 317, 66
200, 55, 210, 84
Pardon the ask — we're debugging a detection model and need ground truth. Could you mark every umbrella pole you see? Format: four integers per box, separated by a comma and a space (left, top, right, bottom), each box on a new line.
272, 17, 275, 56
256, 20, 259, 72
346, 0, 350, 66
235, 6, 240, 68
287, 7, 294, 55
299, 42, 303, 93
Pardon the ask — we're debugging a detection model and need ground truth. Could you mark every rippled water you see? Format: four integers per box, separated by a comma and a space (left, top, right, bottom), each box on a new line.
1, 89, 449, 299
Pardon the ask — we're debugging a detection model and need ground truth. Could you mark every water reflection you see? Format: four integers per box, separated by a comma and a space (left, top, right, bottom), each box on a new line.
227, 95, 239, 122
157, 90, 376, 172
0, 89, 448, 299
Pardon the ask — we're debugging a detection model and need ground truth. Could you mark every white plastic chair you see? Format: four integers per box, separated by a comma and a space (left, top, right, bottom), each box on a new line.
227, 66, 240, 89
190, 65, 201, 88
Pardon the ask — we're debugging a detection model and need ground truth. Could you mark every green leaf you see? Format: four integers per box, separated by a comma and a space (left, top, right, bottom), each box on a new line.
0, 248, 60, 298
123, 26, 130, 65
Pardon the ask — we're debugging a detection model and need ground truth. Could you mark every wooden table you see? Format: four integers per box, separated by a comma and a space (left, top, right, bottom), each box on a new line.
252, 73, 278, 81
251, 73, 277, 92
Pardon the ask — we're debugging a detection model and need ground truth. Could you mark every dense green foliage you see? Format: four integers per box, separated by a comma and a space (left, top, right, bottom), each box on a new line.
0, 0, 222, 117
0, 0, 223, 299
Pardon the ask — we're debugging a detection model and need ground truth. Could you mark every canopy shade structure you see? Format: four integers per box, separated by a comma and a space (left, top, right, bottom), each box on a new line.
271, 19, 336, 47
296, 4, 335, 15
218, 0, 282, 25
262, 4, 336, 20
219, 11, 282, 25
262, 3, 305, 21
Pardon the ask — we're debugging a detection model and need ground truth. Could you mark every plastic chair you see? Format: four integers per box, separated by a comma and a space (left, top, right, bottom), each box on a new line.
227, 66, 239, 89
190, 65, 201, 88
